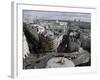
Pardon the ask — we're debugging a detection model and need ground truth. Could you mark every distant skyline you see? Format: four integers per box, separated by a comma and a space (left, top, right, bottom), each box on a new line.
23, 10, 91, 23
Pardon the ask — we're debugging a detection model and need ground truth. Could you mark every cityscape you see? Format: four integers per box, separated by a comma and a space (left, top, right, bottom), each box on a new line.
23, 10, 91, 69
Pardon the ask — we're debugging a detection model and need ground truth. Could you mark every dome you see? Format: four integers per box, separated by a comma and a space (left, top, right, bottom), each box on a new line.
46, 57, 75, 68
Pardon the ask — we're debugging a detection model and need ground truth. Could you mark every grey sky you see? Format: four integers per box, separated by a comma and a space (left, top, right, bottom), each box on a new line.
23, 10, 91, 22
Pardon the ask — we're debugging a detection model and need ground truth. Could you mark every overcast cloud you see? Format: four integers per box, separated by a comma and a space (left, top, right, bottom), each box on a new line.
23, 10, 91, 22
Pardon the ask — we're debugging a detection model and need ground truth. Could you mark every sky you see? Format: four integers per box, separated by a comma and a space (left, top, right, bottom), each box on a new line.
23, 10, 91, 23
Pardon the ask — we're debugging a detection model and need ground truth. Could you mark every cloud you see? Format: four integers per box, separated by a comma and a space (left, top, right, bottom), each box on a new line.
23, 10, 91, 22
